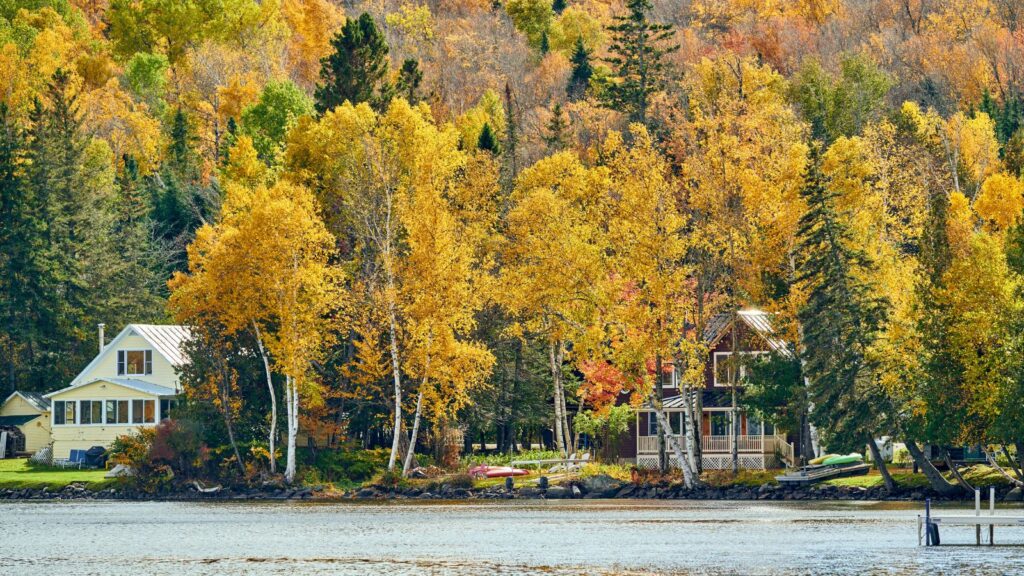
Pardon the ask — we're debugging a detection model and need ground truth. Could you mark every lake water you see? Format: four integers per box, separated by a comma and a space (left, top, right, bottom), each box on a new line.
2, 499, 1023, 575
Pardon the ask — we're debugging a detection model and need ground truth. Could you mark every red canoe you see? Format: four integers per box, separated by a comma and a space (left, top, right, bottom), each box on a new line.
469, 465, 529, 478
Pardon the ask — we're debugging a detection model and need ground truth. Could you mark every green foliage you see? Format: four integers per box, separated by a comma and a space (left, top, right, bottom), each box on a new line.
790, 54, 892, 144
796, 145, 889, 450
396, 59, 424, 104
241, 80, 313, 163
297, 448, 389, 487
477, 122, 500, 154
315, 12, 391, 114
743, 350, 805, 435
123, 51, 168, 111
601, 0, 678, 124
574, 405, 633, 461
505, 0, 553, 50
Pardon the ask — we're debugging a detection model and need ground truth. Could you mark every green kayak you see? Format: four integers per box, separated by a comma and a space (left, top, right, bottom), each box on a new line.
821, 454, 864, 466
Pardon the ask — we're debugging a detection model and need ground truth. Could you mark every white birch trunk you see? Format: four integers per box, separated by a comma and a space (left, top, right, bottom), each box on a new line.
549, 340, 565, 456
403, 389, 425, 475
253, 323, 277, 474
284, 375, 299, 483
651, 399, 695, 489
681, 383, 699, 475
386, 273, 403, 471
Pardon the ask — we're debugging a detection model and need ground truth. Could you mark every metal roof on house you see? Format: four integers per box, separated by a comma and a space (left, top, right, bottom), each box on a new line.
129, 324, 191, 367
702, 309, 790, 355
47, 378, 178, 399
65, 323, 191, 388
2, 391, 50, 412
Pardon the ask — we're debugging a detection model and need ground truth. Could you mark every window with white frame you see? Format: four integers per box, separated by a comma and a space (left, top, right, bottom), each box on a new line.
646, 412, 686, 436
117, 350, 153, 376
712, 351, 769, 387
132, 399, 156, 424
80, 400, 103, 424
160, 399, 177, 420
54, 400, 76, 425
105, 400, 129, 424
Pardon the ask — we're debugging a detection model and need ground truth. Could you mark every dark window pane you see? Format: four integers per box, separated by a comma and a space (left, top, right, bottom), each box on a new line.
117, 400, 128, 424
132, 400, 144, 423
55, 401, 65, 425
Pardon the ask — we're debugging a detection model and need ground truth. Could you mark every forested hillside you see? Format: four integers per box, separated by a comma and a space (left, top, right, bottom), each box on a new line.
2, 0, 1024, 483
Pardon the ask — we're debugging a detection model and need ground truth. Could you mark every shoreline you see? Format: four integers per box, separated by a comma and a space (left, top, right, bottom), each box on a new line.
4, 480, 1021, 503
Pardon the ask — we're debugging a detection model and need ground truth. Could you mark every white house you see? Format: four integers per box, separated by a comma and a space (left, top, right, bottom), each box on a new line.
43, 324, 190, 459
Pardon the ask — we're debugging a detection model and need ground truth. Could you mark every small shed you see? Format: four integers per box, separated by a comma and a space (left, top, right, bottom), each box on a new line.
0, 391, 51, 454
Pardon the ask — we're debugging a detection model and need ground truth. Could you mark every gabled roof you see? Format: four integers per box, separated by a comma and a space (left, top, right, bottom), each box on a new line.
2, 391, 50, 412
67, 324, 191, 387
702, 309, 790, 356
45, 377, 178, 399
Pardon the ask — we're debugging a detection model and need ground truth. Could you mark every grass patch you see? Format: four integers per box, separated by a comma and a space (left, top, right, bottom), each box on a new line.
0, 458, 115, 490
824, 466, 1013, 490
701, 469, 779, 488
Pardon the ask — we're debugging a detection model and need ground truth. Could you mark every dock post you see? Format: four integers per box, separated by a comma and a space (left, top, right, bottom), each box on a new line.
990, 487, 995, 545
975, 489, 981, 546
925, 498, 932, 546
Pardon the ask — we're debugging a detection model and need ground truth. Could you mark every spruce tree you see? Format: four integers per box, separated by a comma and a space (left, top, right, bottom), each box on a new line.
396, 59, 424, 104
477, 122, 500, 154
543, 103, 570, 151
552, 0, 566, 13
539, 32, 550, 55
567, 37, 593, 101
602, 0, 678, 124
315, 13, 392, 113
796, 146, 890, 472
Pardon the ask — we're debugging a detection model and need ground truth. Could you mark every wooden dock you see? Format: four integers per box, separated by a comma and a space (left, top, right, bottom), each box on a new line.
918, 488, 1024, 546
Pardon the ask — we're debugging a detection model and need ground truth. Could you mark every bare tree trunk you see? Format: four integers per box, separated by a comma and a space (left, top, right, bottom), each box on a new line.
284, 375, 299, 483
986, 447, 1024, 488
651, 395, 697, 489
681, 381, 699, 476
867, 436, 897, 492
943, 448, 975, 492
549, 340, 565, 456
730, 314, 739, 475
403, 389, 425, 475
253, 323, 277, 474
1005, 444, 1024, 480
656, 354, 667, 473
386, 290, 403, 470
905, 440, 960, 495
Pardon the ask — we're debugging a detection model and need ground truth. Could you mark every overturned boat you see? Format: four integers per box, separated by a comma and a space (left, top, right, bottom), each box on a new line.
775, 453, 871, 485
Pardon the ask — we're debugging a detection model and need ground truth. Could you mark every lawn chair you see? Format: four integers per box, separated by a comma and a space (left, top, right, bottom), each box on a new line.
55, 449, 86, 469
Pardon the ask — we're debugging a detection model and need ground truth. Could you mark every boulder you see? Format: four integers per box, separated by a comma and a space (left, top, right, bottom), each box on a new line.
545, 486, 569, 499
571, 485, 582, 498
355, 488, 377, 499
582, 474, 622, 495
1004, 486, 1023, 501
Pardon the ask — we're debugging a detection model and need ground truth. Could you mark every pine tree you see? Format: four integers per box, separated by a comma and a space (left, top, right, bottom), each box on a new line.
796, 145, 892, 484
477, 122, 500, 154
567, 37, 593, 101
543, 103, 570, 151
552, 0, 566, 14
539, 32, 550, 55
0, 103, 46, 392
315, 13, 392, 113
396, 59, 424, 104
601, 0, 678, 124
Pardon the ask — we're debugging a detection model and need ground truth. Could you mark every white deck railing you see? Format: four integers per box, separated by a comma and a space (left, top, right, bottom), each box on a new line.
637, 434, 789, 455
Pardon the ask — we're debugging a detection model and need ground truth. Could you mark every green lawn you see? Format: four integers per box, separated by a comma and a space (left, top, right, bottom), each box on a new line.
823, 466, 1012, 490
0, 458, 115, 490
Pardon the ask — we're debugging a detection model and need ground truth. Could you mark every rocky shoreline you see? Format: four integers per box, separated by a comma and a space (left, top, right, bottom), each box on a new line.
3, 475, 1022, 503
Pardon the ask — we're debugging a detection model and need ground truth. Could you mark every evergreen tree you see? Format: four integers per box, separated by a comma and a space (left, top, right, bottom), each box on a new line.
543, 103, 570, 151
396, 59, 424, 104
601, 0, 678, 124
539, 32, 550, 55
315, 13, 392, 114
477, 122, 500, 154
795, 146, 892, 483
567, 37, 593, 101
552, 0, 566, 14
0, 104, 46, 392
151, 108, 216, 270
